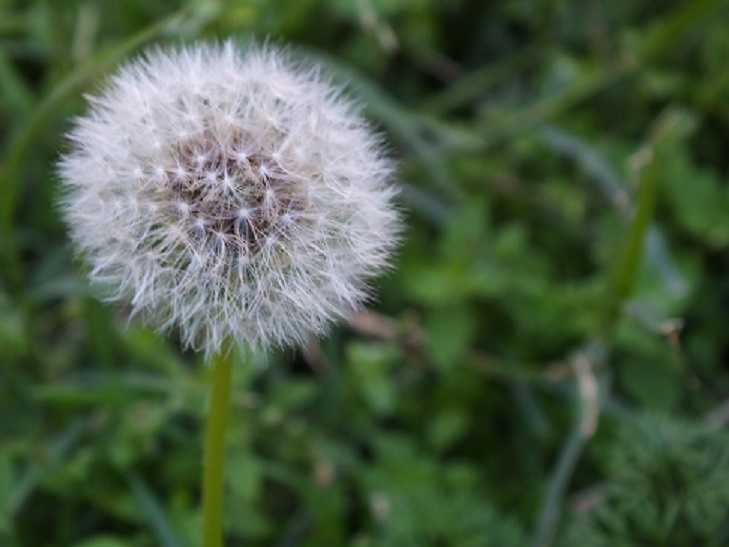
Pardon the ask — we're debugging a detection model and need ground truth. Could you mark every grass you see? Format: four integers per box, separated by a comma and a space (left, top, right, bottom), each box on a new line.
3, 0, 729, 545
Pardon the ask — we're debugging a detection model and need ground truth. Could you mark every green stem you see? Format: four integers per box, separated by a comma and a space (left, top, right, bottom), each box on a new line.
601, 108, 690, 335
601, 150, 658, 332
202, 346, 234, 547
530, 425, 587, 547
529, 354, 599, 547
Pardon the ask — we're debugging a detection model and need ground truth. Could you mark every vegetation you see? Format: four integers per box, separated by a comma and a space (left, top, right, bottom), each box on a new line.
2, 0, 729, 545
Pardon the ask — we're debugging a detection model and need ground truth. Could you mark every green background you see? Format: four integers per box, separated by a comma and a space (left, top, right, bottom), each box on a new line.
3, 0, 729, 545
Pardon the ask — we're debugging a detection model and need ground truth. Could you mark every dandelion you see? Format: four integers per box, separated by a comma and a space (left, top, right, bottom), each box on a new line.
58, 41, 401, 547
59, 40, 400, 359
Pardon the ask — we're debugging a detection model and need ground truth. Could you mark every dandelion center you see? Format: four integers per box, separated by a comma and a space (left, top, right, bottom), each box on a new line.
161, 134, 306, 260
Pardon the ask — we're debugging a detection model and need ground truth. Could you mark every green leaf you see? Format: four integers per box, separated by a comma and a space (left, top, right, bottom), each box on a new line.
425, 305, 476, 370
347, 341, 399, 416
226, 450, 261, 503
427, 407, 470, 451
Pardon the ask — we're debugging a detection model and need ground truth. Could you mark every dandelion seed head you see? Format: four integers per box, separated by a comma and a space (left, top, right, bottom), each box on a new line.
59, 41, 401, 357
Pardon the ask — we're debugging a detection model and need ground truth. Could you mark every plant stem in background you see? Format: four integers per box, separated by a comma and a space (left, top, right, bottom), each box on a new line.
202, 346, 234, 547
601, 108, 691, 335
529, 353, 599, 547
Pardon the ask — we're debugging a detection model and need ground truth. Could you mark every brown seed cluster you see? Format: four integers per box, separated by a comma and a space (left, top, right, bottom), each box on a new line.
161, 135, 307, 260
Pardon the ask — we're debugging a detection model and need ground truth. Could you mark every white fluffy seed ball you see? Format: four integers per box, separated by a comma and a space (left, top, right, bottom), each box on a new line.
59, 41, 401, 357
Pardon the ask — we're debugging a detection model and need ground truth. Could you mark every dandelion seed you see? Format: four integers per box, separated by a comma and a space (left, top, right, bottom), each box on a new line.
58, 40, 401, 358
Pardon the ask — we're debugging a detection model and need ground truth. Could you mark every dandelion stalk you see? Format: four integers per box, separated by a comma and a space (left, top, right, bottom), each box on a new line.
57, 41, 401, 541
202, 345, 234, 547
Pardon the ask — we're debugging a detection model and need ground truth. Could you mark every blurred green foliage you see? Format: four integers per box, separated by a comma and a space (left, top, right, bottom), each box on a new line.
565, 413, 729, 546
2, 0, 729, 545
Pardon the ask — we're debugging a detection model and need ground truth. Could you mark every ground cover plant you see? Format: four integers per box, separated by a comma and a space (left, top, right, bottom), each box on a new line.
2, 0, 729, 546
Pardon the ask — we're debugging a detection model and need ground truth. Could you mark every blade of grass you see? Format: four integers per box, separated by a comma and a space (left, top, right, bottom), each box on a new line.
538, 125, 687, 298
126, 471, 184, 547
530, 354, 599, 547
538, 126, 629, 214
421, 42, 544, 114
642, 0, 729, 59
477, 60, 636, 148
602, 108, 693, 333
0, 51, 35, 120
32, 373, 170, 406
